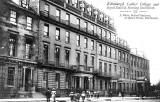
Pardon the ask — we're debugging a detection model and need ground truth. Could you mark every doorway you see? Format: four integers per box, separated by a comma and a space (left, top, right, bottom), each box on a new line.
24, 68, 31, 91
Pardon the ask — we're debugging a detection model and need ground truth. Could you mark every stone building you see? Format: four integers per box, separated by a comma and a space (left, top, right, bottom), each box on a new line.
0, 0, 150, 98
0, 0, 39, 98
129, 53, 150, 96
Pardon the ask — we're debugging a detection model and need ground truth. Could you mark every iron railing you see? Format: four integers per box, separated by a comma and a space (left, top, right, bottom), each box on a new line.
66, 4, 81, 15
83, 12, 95, 22
71, 65, 94, 73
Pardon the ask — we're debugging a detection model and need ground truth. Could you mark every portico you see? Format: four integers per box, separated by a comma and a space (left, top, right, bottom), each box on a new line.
72, 73, 93, 91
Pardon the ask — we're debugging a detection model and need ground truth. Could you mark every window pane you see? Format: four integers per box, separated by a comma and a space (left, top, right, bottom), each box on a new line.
26, 17, 32, 30
91, 56, 94, 67
65, 31, 70, 43
91, 40, 94, 50
43, 43, 49, 63
99, 44, 102, 55
56, 28, 60, 40
21, 0, 28, 8
10, 10, 16, 24
84, 38, 87, 48
65, 50, 70, 65
107, 47, 111, 58
45, 4, 49, 11
99, 61, 102, 73
7, 67, 15, 86
55, 46, 60, 63
44, 24, 49, 36
84, 54, 87, 67
76, 53, 80, 65
104, 63, 107, 72
66, 14, 69, 21
76, 35, 80, 46
56, 9, 60, 17
25, 37, 33, 59
84, 22, 87, 28
9, 34, 16, 56
76, 18, 80, 25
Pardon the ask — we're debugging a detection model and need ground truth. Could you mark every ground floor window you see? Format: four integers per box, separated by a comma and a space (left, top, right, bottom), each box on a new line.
55, 73, 60, 89
100, 80, 103, 90
7, 67, 15, 86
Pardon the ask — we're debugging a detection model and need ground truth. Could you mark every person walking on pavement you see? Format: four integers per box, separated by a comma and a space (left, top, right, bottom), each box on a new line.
51, 88, 56, 102
69, 91, 74, 102
46, 88, 51, 102
76, 93, 80, 102
121, 90, 124, 100
81, 91, 86, 102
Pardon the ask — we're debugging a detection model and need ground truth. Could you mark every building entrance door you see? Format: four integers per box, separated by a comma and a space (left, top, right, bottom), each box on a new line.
25, 68, 31, 91
84, 77, 89, 90
137, 83, 143, 96
118, 83, 122, 92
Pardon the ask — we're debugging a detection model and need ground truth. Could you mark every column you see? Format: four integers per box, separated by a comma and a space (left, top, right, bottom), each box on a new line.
81, 77, 84, 90
22, 67, 26, 91
79, 77, 82, 89
89, 78, 93, 91
71, 76, 74, 89
31, 68, 36, 92
31, 68, 33, 84
88, 78, 91, 90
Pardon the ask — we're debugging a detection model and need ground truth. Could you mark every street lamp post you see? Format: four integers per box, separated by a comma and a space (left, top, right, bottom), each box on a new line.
144, 78, 147, 96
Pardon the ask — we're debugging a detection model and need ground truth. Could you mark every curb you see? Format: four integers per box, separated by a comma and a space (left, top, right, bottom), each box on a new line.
0, 97, 157, 102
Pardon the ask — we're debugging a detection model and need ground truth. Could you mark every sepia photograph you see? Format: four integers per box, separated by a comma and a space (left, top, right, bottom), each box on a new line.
0, 0, 160, 102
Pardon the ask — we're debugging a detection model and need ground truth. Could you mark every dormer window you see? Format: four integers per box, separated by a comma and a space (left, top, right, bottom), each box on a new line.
21, 0, 28, 9
44, 4, 49, 16
65, 0, 69, 4
56, 9, 60, 18
79, 1, 85, 11
72, 0, 78, 7
26, 17, 32, 30
104, 16, 109, 24
93, 10, 98, 18
99, 14, 104, 21
87, 6, 92, 15
10, 10, 17, 25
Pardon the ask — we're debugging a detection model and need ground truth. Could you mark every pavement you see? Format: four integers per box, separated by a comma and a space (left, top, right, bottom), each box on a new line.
0, 97, 157, 102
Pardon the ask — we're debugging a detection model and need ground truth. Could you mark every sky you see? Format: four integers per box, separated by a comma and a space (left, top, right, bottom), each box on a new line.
85, 0, 160, 85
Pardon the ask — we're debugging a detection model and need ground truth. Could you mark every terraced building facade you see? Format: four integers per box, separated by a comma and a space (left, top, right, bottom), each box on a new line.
0, 0, 150, 98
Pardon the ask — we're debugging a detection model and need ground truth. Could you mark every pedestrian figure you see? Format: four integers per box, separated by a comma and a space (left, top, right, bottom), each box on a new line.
118, 91, 122, 97
141, 91, 145, 99
97, 92, 99, 98
90, 91, 93, 98
93, 91, 96, 97
75, 93, 80, 102
51, 88, 56, 102
81, 91, 86, 102
69, 91, 74, 102
121, 91, 124, 100
46, 88, 51, 102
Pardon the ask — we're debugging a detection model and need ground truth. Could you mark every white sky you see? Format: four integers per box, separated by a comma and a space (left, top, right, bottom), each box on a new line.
85, 0, 160, 85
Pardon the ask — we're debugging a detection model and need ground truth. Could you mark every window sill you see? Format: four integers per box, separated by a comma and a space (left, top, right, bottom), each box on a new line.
10, 23, 17, 27
65, 42, 70, 44
55, 39, 61, 42
8, 55, 17, 58
26, 28, 32, 31
43, 35, 49, 38
6, 85, 15, 88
